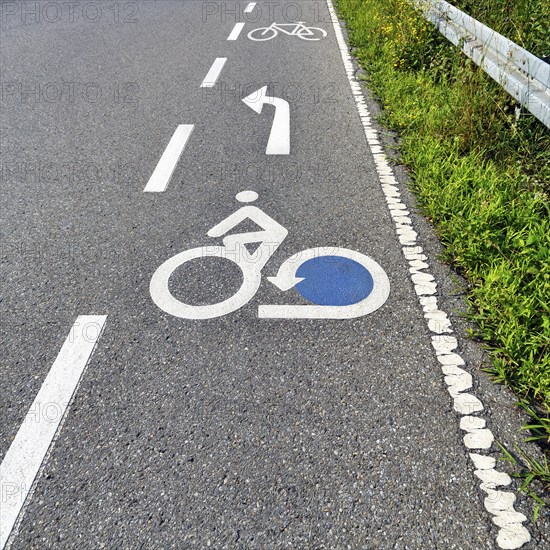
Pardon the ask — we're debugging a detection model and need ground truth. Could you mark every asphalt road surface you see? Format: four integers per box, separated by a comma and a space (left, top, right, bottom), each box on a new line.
0, 1, 545, 548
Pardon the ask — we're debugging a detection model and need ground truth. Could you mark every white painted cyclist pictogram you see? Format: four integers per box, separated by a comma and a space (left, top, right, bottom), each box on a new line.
248, 22, 327, 41
149, 191, 390, 320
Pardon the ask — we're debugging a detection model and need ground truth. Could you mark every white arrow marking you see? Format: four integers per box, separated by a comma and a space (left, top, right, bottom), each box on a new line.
259, 248, 390, 319
242, 86, 290, 155
267, 273, 304, 291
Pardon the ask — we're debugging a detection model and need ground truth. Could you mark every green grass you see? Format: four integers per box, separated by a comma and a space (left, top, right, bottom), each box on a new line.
334, 0, 550, 493
450, 0, 549, 58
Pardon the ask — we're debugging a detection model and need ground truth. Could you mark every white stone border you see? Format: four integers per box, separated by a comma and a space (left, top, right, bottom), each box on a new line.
324, 1, 531, 547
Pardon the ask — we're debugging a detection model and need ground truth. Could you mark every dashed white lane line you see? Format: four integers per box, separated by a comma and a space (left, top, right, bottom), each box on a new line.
200, 57, 227, 88
0, 315, 107, 550
143, 124, 194, 193
227, 22, 245, 41
324, 0, 531, 548
244, 2, 256, 13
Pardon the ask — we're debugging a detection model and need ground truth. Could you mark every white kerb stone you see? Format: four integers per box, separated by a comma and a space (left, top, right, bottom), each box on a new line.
453, 393, 483, 414
460, 415, 485, 432
474, 468, 512, 487
442, 365, 468, 376
469, 453, 496, 470
437, 353, 465, 366
491, 510, 527, 528
415, 283, 438, 296
446, 373, 473, 397
484, 490, 516, 513
496, 525, 531, 549
464, 429, 494, 449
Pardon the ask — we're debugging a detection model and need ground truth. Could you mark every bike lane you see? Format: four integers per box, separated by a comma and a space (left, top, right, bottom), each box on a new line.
1, 1, 537, 548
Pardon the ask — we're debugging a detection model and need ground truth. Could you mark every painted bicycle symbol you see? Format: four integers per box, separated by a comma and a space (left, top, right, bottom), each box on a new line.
248, 22, 327, 41
149, 191, 390, 320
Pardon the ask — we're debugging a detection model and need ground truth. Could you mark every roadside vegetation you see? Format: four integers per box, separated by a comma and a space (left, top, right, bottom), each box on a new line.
334, 0, 549, 498
450, 0, 549, 58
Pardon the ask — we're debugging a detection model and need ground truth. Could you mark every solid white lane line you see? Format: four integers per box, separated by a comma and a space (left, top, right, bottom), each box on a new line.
143, 124, 194, 193
227, 22, 245, 40
0, 315, 107, 550
244, 2, 256, 12
200, 58, 227, 88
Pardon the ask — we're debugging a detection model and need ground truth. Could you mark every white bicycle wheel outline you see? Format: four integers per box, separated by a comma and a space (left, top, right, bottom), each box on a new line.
248, 26, 278, 41
150, 245, 390, 320
296, 26, 327, 40
149, 246, 261, 320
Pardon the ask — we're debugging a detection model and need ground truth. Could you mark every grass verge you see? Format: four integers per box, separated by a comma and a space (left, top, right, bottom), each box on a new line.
449, 0, 549, 58
333, 0, 550, 498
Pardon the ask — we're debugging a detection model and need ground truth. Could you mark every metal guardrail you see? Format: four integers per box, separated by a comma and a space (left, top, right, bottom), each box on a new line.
414, 0, 550, 129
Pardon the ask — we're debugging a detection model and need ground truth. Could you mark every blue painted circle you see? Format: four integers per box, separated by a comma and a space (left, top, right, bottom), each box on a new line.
295, 256, 374, 306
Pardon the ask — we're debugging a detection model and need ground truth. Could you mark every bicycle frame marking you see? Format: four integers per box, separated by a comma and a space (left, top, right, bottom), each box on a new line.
149, 199, 288, 320
269, 23, 313, 36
